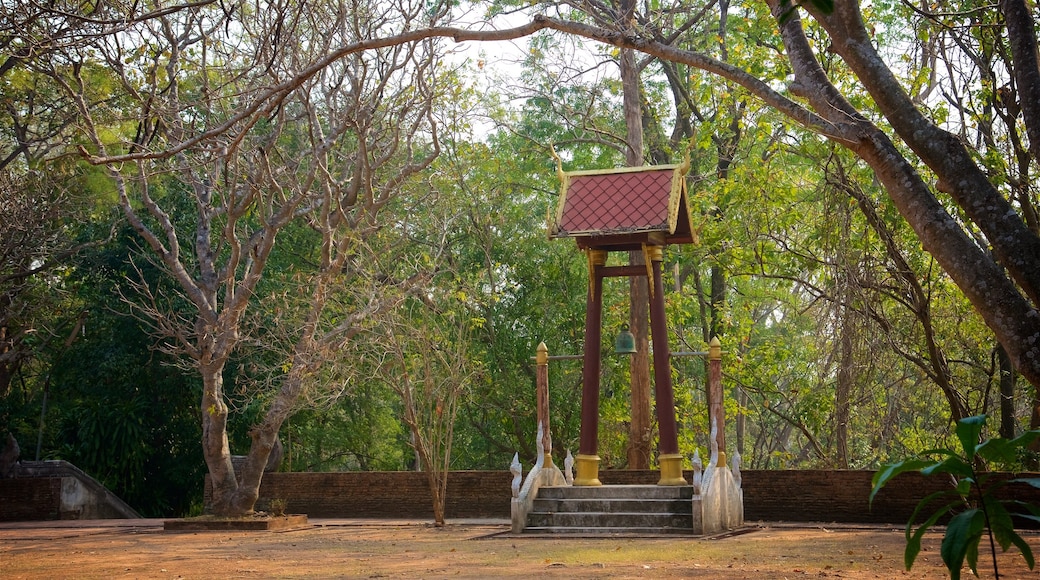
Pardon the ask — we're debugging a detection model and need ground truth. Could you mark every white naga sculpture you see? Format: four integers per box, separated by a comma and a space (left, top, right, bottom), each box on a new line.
510, 452, 522, 499
702, 417, 719, 494
691, 448, 703, 494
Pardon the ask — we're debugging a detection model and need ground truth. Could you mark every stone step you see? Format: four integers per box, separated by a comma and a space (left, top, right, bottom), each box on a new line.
523, 484, 698, 535
531, 497, 690, 514
536, 484, 695, 500
526, 510, 693, 529
523, 526, 694, 536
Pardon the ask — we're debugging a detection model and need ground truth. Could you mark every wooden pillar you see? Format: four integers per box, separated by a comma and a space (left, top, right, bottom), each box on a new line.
575, 249, 606, 486
647, 246, 686, 485
708, 336, 726, 466
535, 342, 554, 468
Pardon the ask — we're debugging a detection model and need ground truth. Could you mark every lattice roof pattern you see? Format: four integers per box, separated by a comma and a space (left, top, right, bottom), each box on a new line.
549, 164, 696, 247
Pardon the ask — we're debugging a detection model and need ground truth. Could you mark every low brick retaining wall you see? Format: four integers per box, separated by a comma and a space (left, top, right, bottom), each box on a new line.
243, 471, 512, 519
1, 461, 142, 521
0, 477, 62, 521
10, 467, 1036, 522
228, 469, 1040, 524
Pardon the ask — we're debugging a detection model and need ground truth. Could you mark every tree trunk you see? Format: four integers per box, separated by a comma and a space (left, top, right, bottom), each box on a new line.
704, 265, 726, 441
620, 30, 653, 469
803, 3, 1040, 309
996, 344, 1017, 439
767, 1, 1040, 389
199, 365, 238, 515
202, 367, 281, 517
735, 387, 747, 457
999, 0, 1040, 166
428, 467, 446, 526
627, 268, 653, 469
834, 298, 853, 469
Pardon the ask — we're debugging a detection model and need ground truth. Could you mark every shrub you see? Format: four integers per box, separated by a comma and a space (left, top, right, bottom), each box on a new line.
870, 415, 1040, 579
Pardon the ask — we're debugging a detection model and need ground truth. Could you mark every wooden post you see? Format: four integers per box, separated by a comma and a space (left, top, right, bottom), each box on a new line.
575, 249, 606, 486
708, 336, 726, 466
535, 342, 554, 468
648, 246, 685, 485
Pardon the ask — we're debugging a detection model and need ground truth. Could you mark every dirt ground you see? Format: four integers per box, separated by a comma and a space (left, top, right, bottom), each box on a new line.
1, 518, 1038, 579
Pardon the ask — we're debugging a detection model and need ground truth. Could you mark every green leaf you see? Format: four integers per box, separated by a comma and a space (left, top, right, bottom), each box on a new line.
976, 430, 1040, 464
966, 538, 979, 577
921, 455, 974, 479
1016, 501, 1040, 517
1009, 477, 1040, 489
987, 500, 1040, 572
955, 415, 987, 458
985, 497, 1016, 551
870, 458, 933, 505
879, 419, 1039, 579
1008, 531, 1036, 570
941, 509, 986, 580
905, 526, 926, 570
904, 498, 960, 570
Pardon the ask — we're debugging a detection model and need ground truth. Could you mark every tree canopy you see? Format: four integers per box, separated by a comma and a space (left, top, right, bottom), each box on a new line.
2, 0, 1038, 516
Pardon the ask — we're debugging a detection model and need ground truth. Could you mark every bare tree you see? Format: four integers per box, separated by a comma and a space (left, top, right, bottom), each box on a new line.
38, 0, 447, 515
226, 33, 443, 513
372, 301, 478, 526
0, 170, 113, 399
0, 0, 223, 169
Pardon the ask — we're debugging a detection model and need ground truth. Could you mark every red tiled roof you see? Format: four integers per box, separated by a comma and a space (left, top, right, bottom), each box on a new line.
549, 164, 696, 248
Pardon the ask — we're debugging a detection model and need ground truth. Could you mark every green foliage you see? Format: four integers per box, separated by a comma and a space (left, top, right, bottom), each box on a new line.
6, 0, 1037, 526
49, 226, 205, 516
870, 415, 1040, 579
284, 385, 406, 472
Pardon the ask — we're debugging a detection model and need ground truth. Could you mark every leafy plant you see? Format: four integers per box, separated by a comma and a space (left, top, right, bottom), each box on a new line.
870, 415, 1040, 579
268, 499, 288, 517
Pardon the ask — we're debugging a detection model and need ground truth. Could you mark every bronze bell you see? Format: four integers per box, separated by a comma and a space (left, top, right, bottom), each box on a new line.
614, 323, 637, 355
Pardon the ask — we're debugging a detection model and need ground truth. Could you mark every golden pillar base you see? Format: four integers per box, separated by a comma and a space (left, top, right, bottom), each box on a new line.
657, 453, 687, 486
543, 453, 555, 469
573, 454, 602, 486
717, 451, 727, 468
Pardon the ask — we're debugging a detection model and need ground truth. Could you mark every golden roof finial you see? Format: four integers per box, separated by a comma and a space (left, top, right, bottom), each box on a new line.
550, 143, 565, 184
678, 139, 692, 176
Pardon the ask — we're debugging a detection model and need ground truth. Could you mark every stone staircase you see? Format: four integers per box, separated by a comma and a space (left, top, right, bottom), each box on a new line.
523, 484, 696, 535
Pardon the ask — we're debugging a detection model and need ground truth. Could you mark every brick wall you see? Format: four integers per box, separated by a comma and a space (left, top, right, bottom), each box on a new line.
10, 468, 1035, 522
243, 471, 514, 518
233, 469, 1040, 524
0, 477, 62, 521
741, 469, 945, 523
